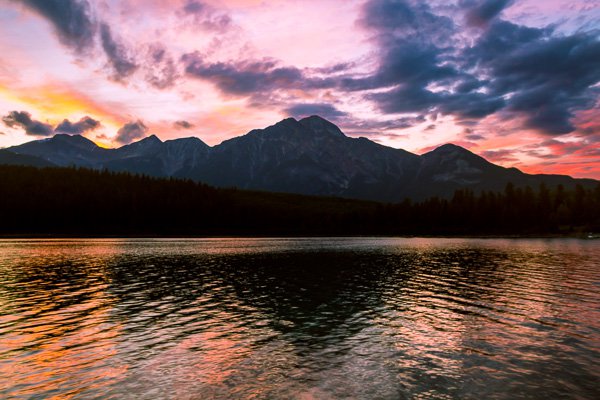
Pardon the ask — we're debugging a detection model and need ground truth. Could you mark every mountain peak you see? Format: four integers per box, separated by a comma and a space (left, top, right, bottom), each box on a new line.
299, 115, 329, 123
165, 136, 209, 147
299, 115, 346, 138
423, 143, 480, 158
114, 134, 163, 158
431, 143, 466, 153
52, 133, 99, 150
121, 134, 163, 148
140, 134, 162, 144
274, 117, 299, 126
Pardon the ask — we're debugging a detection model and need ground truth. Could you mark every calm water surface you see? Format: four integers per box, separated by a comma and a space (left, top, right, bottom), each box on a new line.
1, 238, 599, 399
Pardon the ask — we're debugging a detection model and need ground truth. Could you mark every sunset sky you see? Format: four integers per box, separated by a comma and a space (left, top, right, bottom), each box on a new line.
0, 0, 599, 177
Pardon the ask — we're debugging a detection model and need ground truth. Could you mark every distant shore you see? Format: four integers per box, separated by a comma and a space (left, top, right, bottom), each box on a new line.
1, 233, 597, 240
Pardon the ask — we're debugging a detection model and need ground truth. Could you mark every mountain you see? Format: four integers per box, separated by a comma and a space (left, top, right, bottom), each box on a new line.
0, 149, 55, 168
8, 134, 107, 167
103, 135, 210, 177
407, 143, 598, 199
5, 116, 597, 202
6, 133, 211, 178
189, 116, 421, 200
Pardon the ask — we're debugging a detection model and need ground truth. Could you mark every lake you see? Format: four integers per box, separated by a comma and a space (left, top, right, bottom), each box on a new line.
1, 238, 599, 399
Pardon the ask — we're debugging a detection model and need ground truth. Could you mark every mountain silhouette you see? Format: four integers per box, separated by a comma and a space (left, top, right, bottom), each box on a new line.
4, 115, 597, 201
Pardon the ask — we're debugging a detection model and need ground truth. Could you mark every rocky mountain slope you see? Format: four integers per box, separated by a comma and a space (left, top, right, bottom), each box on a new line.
5, 116, 597, 202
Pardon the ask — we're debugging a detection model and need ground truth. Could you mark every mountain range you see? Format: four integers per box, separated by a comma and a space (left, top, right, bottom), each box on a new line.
2, 115, 597, 202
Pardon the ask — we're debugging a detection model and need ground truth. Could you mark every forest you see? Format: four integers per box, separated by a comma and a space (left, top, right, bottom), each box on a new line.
1, 164, 599, 236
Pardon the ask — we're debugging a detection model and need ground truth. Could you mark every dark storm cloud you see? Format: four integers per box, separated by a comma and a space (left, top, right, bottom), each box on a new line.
465, 0, 514, 26
174, 120, 194, 129
359, 0, 453, 38
467, 21, 600, 135
352, 0, 456, 89
21, 0, 95, 54
355, 0, 508, 120
2, 111, 54, 136
115, 120, 148, 144
55, 116, 100, 134
438, 91, 506, 119
100, 23, 138, 80
182, 53, 336, 95
354, 0, 600, 136
285, 103, 347, 120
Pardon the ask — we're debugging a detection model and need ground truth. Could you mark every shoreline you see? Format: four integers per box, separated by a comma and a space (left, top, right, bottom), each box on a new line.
1, 233, 597, 240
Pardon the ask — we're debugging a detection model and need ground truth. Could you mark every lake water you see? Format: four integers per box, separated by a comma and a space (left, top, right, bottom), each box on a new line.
1, 238, 599, 399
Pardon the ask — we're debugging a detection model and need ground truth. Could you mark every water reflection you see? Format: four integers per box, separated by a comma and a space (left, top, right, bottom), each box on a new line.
0, 238, 599, 399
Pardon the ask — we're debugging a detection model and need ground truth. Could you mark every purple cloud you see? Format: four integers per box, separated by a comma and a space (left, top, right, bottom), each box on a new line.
55, 116, 100, 134
285, 103, 347, 120
2, 111, 53, 136
115, 120, 148, 144
22, 0, 95, 54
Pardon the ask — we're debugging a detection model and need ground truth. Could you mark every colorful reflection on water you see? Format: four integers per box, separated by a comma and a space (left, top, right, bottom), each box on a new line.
1, 238, 599, 399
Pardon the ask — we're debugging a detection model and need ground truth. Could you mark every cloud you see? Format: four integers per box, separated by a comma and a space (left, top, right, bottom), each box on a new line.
55, 116, 100, 134
144, 44, 179, 89
21, 0, 596, 139
311, 63, 355, 75
181, 0, 232, 32
182, 53, 337, 97
354, 0, 600, 136
99, 23, 138, 81
174, 120, 194, 129
355, 0, 506, 120
285, 103, 347, 120
526, 139, 595, 160
356, 1, 488, 117
580, 147, 600, 157
2, 111, 54, 136
186, 0, 595, 137
481, 149, 519, 162
335, 115, 427, 138
468, 21, 600, 135
465, 133, 485, 141
465, 0, 514, 26
20, 0, 179, 89
22, 0, 95, 54
183, 0, 205, 14
183, 55, 302, 95
115, 120, 148, 144
359, 0, 455, 50
3, 111, 101, 137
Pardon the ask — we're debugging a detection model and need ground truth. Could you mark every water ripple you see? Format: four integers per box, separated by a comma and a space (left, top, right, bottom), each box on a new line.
0, 238, 599, 399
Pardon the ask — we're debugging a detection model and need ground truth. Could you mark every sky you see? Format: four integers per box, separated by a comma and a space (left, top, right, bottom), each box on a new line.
0, 0, 599, 178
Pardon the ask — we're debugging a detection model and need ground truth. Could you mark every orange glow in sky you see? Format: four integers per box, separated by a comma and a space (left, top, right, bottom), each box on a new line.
0, 0, 598, 177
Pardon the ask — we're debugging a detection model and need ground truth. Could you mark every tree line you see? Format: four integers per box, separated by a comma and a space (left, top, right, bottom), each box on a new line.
0, 165, 599, 236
